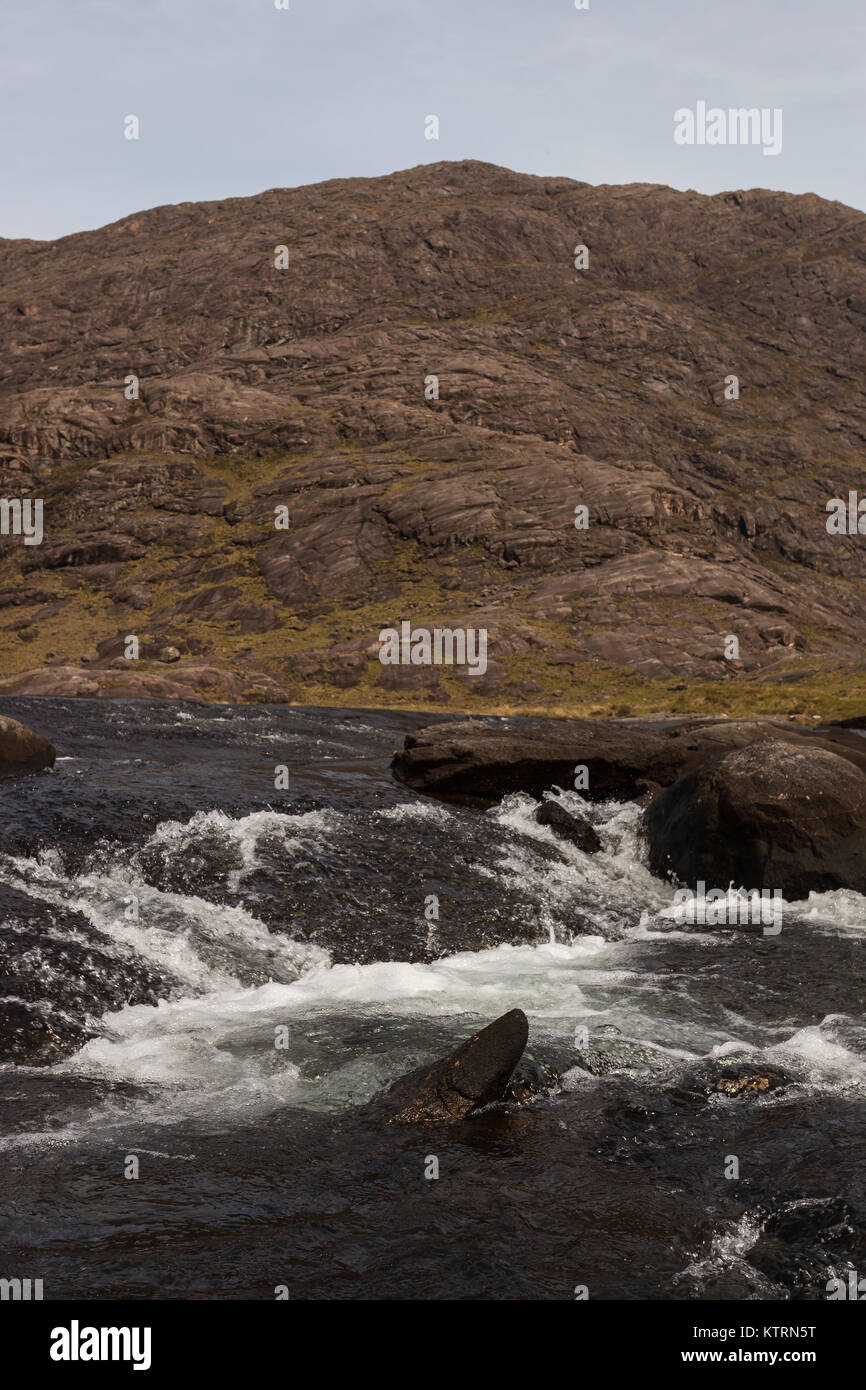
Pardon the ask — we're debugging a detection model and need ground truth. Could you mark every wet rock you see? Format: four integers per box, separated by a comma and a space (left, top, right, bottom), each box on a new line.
644, 740, 866, 899
746, 1198, 858, 1298
372, 1008, 529, 1125
393, 717, 674, 801
570, 1031, 661, 1077
712, 1070, 790, 1097
762, 1197, 855, 1246
0, 884, 169, 1064
0, 712, 55, 776
0, 1000, 91, 1066
502, 1052, 560, 1102
535, 798, 602, 853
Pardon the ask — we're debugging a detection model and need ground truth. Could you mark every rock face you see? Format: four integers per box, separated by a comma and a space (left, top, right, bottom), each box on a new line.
0, 713, 55, 776
1, 161, 866, 707
643, 740, 866, 899
372, 1008, 529, 1125
391, 715, 866, 801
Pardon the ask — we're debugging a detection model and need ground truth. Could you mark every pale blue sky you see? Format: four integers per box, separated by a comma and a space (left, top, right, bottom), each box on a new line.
2, 0, 864, 239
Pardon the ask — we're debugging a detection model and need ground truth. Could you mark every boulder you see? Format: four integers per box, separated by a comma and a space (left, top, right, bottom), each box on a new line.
372, 1008, 529, 1125
644, 740, 866, 899
535, 798, 602, 853
392, 717, 687, 801
0, 713, 55, 776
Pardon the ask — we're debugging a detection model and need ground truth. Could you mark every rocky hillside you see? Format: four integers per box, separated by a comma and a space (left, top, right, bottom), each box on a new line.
1, 159, 866, 715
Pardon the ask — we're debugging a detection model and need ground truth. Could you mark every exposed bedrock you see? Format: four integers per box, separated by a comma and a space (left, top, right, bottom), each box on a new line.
391, 715, 866, 802
643, 740, 866, 899
4, 163, 866, 703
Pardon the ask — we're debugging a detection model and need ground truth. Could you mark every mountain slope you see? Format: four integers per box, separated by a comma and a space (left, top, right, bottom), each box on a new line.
1, 159, 866, 714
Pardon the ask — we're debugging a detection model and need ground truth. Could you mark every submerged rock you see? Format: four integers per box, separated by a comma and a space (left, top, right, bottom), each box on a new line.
0, 713, 55, 777
644, 740, 866, 900
746, 1198, 858, 1298
669, 1060, 794, 1105
712, 1072, 789, 1097
570, 1031, 661, 1077
372, 1008, 529, 1125
535, 799, 602, 853
502, 1052, 561, 1102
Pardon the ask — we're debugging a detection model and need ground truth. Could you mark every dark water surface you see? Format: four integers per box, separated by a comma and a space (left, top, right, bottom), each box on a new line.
0, 697, 864, 1300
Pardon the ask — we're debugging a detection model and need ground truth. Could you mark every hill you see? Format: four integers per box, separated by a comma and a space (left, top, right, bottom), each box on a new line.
1, 159, 865, 716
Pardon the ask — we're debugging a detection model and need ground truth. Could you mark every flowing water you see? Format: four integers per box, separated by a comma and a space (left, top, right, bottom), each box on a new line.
0, 696, 864, 1301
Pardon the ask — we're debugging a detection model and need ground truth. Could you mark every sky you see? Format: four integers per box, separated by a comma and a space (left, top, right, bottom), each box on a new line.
2, 0, 865, 240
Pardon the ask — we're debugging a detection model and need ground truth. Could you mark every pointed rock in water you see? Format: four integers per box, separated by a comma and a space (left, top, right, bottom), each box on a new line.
374, 1009, 530, 1125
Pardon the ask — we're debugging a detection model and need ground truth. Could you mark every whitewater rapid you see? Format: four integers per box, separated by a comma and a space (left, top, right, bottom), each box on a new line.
4, 787, 866, 1129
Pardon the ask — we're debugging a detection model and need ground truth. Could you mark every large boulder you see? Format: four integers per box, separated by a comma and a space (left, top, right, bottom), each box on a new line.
391, 717, 708, 801
0, 713, 55, 776
644, 740, 866, 899
392, 716, 866, 803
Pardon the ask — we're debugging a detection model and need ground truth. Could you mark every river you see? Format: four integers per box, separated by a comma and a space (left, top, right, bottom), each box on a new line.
0, 697, 863, 1300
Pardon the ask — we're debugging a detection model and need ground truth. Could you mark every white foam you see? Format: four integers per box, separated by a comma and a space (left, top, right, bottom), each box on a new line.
8, 779, 866, 1136
0, 854, 328, 993
375, 802, 453, 824
799, 888, 866, 933
57, 937, 608, 1106
675, 1211, 777, 1294
144, 806, 334, 878
490, 792, 674, 939
765, 1018, 866, 1087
